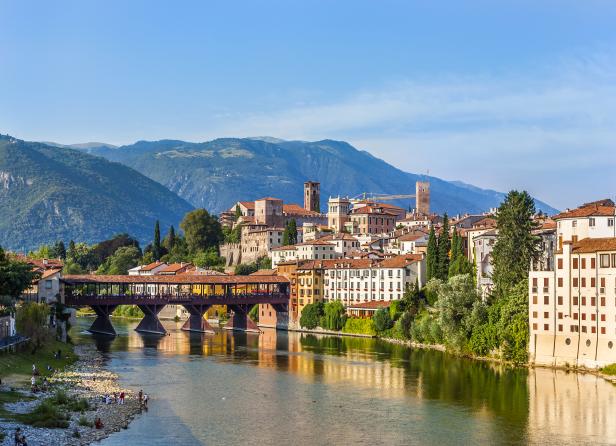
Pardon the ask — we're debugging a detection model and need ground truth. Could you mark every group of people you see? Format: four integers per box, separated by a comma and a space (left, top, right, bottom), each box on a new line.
138, 389, 149, 409
102, 391, 126, 405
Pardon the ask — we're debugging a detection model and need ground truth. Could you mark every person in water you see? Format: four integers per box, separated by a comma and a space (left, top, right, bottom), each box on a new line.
95, 417, 104, 429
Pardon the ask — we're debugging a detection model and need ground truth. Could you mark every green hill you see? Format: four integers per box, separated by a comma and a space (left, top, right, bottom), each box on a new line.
84, 137, 558, 215
0, 135, 193, 251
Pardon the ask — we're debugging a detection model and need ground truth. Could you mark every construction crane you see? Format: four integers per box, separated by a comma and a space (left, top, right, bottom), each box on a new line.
349, 192, 416, 204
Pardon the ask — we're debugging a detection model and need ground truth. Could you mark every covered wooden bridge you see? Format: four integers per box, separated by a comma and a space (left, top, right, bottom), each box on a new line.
61, 274, 289, 336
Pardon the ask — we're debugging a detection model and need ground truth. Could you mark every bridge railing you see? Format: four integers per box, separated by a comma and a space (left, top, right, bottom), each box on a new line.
64, 291, 289, 305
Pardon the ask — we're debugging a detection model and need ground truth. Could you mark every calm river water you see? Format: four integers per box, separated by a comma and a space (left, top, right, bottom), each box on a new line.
72, 318, 615, 446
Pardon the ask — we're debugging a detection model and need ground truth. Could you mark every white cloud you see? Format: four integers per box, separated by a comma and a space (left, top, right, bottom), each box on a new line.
212, 53, 616, 209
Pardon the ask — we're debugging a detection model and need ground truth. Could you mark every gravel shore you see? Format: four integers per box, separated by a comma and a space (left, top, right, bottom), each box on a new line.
1, 344, 142, 446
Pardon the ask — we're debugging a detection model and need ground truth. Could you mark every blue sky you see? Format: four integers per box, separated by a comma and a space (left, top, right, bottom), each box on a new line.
1, 1, 615, 210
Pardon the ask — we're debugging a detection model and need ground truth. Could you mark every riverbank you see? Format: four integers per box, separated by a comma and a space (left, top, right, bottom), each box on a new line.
0, 344, 142, 446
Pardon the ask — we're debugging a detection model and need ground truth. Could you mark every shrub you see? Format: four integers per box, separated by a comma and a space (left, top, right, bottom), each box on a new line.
373, 308, 394, 333
248, 304, 259, 322
320, 301, 346, 331
19, 399, 69, 428
78, 415, 93, 427
342, 317, 376, 336
601, 364, 616, 376
389, 300, 403, 321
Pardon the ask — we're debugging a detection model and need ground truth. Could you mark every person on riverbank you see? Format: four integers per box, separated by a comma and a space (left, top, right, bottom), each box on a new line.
143, 393, 148, 408
95, 417, 104, 429
119, 391, 125, 405
113, 392, 117, 404
138, 389, 143, 405
14, 427, 28, 446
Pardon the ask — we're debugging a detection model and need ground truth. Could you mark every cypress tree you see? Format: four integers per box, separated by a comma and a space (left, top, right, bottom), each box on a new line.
234, 204, 242, 220
56, 241, 66, 260
437, 213, 450, 280
426, 225, 438, 281
282, 221, 291, 246
67, 240, 76, 260
167, 225, 176, 250
288, 219, 298, 244
153, 220, 161, 260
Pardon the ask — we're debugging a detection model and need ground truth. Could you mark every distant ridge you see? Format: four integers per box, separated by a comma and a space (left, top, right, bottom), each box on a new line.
72, 136, 558, 215
0, 135, 193, 250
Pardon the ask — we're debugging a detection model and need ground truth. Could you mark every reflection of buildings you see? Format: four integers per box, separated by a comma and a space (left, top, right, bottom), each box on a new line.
528, 367, 616, 443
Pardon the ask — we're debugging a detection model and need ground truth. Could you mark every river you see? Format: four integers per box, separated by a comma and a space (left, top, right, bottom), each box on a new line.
71, 318, 616, 445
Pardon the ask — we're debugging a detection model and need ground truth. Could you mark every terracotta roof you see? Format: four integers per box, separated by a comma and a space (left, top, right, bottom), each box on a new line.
330, 259, 374, 269
347, 301, 391, 310
348, 250, 385, 259
471, 217, 497, 229
296, 239, 335, 247
296, 259, 338, 270
271, 245, 297, 252
16, 257, 64, 270
554, 200, 615, 220
140, 261, 166, 272
355, 201, 405, 212
398, 233, 425, 242
318, 233, 357, 242
540, 220, 557, 230
283, 203, 323, 217
158, 263, 193, 274
571, 238, 616, 254
250, 269, 277, 276
351, 207, 398, 216
40, 268, 62, 279
377, 254, 423, 268
239, 201, 255, 209
62, 274, 289, 285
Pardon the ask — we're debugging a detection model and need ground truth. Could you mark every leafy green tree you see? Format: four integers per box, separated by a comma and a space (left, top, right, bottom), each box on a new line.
97, 246, 141, 275
29, 245, 51, 259
62, 260, 85, 275
496, 280, 529, 364
248, 304, 259, 322
222, 224, 241, 243
491, 191, 540, 297
0, 247, 41, 297
436, 214, 450, 280
68, 242, 96, 271
426, 225, 438, 281
180, 209, 223, 254
234, 205, 242, 220
67, 240, 76, 260
428, 274, 482, 351
320, 301, 346, 331
300, 302, 324, 329
152, 220, 162, 260
373, 308, 394, 333
162, 236, 190, 263
282, 219, 298, 246
193, 247, 225, 268
90, 233, 140, 268
449, 254, 474, 278
15, 302, 52, 352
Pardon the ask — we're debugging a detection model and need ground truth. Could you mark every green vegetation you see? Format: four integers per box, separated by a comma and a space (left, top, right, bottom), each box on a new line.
17, 398, 70, 428
320, 301, 346, 331
373, 308, 394, 333
0, 135, 193, 251
79, 415, 94, 427
113, 305, 144, 319
1, 247, 41, 297
97, 245, 141, 275
248, 304, 259, 322
180, 208, 223, 254
234, 256, 271, 275
0, 339, 77, 380
299, 302, 324, 329
426, 226, 437, 281
436, 213, 450, 280
600, 364, 616, 376
342, 317, 376, 336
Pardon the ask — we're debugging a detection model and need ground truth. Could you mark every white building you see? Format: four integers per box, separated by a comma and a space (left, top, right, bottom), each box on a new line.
529, 199, 616, 369
271, 245, 297, 268
323, 254, 425, 306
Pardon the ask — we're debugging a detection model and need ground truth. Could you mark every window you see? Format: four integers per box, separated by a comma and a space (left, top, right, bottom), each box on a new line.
589, 218, 596, 227
582, 326, 587, 333
573, 278, 578, 287
544, 296, 549, 305
592, 326, 596, 334
601, 327, 606, 335
573, 258, 578, 269
600, 254, 610, 268
532, 295, 537, 304
612, 254, 616, 266
558, 324, 563, 332
573, 313, 578, 320
558, 278, 563, 287
601, 314, 606, 321
558, 312, 563, 319
601, 297, 606, 307
544, 324, 549, 331
591, 296, 596, 306
582, 313, 586, 320
558, 296, 563, 305
544, 311, 549, 318
591, 277, 596, 287
573, 296, 578, 305
557, 258, 563, 269
581, 278, 586, 287
582, 258, 586, 269
591, 313, 596, 321
532, 323, 538, 330
582, 296, 586, 306
572, 220, 577, 227
591, 258, 596, 269
532, 311, 538, 318
609, 218, 614, 227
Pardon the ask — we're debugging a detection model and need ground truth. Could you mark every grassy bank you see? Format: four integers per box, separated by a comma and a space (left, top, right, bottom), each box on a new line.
0, 340, 77, 383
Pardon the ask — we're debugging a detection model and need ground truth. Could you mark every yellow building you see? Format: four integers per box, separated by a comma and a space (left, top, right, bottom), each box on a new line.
296, 260, 335, 315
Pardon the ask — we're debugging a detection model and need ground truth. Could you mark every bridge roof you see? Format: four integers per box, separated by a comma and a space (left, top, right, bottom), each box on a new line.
62, 274, 289, 285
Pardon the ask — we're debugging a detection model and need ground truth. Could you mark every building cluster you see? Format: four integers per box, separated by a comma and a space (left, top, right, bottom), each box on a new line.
218, 180, 514, 329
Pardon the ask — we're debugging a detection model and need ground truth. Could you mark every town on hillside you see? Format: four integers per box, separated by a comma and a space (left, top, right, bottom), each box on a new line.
3, 179, 615, 370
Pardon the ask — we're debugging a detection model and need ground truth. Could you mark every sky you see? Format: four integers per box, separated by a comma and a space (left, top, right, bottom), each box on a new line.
1, 0, 615, 210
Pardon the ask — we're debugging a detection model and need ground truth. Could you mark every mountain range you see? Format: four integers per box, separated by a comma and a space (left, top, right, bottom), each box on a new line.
0, 135, 192, 251
73, 137, 558, 215
1, 134, 557, 251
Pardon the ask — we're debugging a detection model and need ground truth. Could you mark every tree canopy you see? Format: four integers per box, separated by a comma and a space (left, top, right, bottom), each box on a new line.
0, 246, 40, 297
180, 209, 223, 254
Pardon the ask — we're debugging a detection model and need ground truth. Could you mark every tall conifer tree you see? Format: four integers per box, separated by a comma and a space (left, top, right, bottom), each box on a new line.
437, 213, 450, 280
153, 220, 161, 260
426, 225, 438, 281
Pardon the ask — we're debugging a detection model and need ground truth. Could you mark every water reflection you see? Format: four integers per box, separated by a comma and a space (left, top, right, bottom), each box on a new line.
73, 319, 615, 446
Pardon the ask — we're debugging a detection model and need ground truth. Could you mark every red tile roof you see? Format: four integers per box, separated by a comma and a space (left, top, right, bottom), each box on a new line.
554, 200, 615, 219
377, 254, 423, 268
239, 201, 255, 209
571, 237, 616, 254
140, 261, 166, 271
347, 301, 391, 310
283, 203, 323, 217
158, 263, 193, 274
